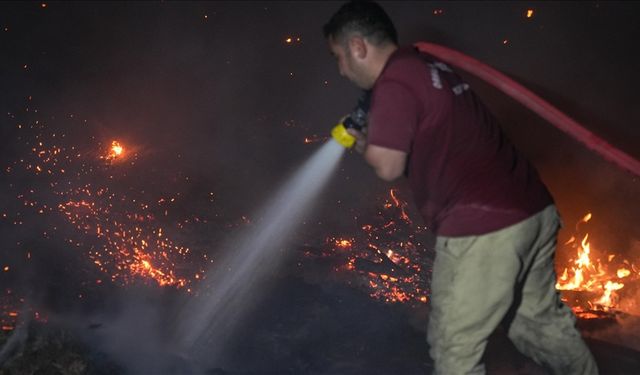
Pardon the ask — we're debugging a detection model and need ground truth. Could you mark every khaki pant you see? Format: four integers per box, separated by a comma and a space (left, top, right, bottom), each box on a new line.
427, 205, 598, 374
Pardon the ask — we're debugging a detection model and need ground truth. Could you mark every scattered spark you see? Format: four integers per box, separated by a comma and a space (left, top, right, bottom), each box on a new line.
2, 108, 208, 290
502, 39, 509, 45
41, 3, 47, 8
303, 135, 326, 144
433, 9, 444, 16
284, 36, 302, 44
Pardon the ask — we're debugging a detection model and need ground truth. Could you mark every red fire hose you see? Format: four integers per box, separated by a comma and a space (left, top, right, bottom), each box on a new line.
414, 42, 640, 177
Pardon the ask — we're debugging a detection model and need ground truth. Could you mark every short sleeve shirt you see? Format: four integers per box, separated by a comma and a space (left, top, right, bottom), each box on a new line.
367, 46, 553, 236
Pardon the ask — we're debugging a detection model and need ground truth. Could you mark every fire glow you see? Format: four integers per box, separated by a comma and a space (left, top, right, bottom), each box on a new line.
315, 190, 638, 316
555, 213, 639, 316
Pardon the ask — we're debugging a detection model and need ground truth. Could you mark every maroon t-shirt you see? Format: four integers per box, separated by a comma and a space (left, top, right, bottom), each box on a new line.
367, 46, 553, 236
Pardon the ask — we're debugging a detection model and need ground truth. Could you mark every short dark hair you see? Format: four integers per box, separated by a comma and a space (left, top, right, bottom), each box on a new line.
323, 1, 398, 46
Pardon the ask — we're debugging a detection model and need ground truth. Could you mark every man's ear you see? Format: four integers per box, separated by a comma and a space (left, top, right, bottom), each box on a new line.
348, 36, 367, 60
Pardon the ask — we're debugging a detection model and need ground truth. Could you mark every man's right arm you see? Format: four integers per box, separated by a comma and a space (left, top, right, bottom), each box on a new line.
347, 128, 407, 181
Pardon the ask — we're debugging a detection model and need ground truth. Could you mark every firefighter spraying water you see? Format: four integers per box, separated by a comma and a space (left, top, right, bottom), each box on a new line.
172, 80, 372, 369
176, 1, 639, 371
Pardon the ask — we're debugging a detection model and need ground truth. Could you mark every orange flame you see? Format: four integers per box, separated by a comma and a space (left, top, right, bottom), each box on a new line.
389, 189, 411, 223
101, 140, 125, 163
109, 140, 123, 158
555, 212, 638, 313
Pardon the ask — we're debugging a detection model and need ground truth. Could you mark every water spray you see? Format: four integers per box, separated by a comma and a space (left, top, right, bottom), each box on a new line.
175, 140, 348, 369
171, 89, 377, 369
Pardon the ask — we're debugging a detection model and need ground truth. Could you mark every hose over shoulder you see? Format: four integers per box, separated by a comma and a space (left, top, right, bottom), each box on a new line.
414, 42, 640, 177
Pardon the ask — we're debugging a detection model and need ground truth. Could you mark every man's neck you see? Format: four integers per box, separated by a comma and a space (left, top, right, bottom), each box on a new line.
369, 43, 398, 86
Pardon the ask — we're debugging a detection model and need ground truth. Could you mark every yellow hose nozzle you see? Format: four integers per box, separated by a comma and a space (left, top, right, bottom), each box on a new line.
331, 123, 356, 148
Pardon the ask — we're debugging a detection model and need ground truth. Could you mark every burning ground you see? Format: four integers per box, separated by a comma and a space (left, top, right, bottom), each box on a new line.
0, 109, 639, 373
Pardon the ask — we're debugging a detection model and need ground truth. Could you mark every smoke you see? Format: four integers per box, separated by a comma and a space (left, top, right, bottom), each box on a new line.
19, 285, 190, 375
86, 291, 187, 374
0, 314, 29, 365
583, 313, 640, 354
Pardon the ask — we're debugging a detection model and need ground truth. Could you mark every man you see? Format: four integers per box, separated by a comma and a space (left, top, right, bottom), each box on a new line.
323, 1, 598, 374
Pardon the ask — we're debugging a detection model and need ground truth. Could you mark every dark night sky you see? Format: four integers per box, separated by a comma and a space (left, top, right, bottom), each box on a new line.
1, 1, 640, 373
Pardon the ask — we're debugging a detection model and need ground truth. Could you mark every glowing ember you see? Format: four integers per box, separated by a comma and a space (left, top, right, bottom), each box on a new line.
311, 189, 431, 306
58, 196, 201, 288
334, 238, 353, 248
4, 108, 207, 290
388, 189, 411, 223
0, 289, 47, 332
526, 9, 534, 18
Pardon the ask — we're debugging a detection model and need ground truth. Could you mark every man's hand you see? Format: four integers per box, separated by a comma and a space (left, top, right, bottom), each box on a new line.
347, 127, 367, 154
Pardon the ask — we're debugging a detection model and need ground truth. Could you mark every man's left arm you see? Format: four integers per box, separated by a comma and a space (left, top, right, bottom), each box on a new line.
346, 127, 407, 181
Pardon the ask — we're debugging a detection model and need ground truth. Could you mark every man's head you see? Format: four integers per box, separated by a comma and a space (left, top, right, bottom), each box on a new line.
324, 1, 398, 89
